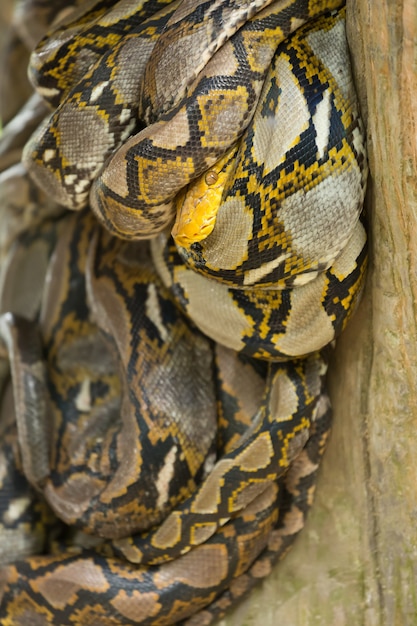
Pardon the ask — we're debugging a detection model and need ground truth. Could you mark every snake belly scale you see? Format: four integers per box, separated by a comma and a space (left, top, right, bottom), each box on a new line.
0, 0, 367, 624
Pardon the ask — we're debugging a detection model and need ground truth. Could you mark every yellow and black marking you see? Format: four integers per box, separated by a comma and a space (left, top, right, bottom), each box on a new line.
14, 211, 218, 540
28, 0, 178, 107
173, 8, 367, 289
153, 219, 366, 361
0, 0, 367, 624
24, 3, 179, 210
24, 0, 348, 241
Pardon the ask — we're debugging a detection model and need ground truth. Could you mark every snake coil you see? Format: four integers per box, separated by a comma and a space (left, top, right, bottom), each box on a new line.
0, 0, 367, 624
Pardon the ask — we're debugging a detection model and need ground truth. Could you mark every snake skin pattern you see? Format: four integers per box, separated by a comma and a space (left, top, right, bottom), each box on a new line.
0, 0, 368, 624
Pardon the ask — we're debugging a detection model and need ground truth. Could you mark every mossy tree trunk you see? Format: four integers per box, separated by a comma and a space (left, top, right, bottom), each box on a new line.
222, 2, 417, 624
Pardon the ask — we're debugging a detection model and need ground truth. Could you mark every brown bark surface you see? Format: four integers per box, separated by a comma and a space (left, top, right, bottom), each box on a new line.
222, 2, 417, 624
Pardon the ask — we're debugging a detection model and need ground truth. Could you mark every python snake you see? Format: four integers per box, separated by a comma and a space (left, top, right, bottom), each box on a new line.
0, 0, 368, 624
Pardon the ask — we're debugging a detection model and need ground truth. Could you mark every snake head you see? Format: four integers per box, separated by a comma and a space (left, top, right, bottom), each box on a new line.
172, 147, 239, 248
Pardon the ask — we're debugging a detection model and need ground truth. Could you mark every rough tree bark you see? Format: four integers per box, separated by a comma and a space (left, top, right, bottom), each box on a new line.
221, 2, 417, 625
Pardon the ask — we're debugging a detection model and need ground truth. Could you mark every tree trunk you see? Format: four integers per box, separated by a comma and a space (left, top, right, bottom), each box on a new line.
221, 2, 417, 624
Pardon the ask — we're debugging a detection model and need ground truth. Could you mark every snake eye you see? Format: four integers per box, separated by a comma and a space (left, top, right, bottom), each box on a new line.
205, 171, 218, 185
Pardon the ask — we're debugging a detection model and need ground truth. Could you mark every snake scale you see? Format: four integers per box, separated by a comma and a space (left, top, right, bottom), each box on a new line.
0, 0, 368, 624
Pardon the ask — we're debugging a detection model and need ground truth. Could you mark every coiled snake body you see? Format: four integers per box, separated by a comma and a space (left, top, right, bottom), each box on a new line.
0, 0, 367, 624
